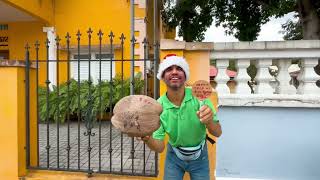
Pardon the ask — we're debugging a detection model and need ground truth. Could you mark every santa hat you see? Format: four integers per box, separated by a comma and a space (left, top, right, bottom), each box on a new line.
156, 54, 190, 80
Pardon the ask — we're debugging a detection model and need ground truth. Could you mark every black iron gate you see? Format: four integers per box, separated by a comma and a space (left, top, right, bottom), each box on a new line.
24, 28, 159, 177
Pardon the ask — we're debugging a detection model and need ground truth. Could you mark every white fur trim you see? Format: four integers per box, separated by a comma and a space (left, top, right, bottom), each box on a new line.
157, 56, 190, 80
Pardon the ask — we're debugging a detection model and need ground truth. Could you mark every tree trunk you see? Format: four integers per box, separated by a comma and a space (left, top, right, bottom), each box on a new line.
297, 0, 320, 39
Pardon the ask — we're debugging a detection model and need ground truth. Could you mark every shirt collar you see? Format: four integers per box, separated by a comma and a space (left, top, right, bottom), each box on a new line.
162, 88, 193, 109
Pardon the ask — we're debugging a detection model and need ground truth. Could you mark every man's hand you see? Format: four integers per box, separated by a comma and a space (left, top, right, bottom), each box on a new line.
197, 105, 213, 125
137, 136, 150, 143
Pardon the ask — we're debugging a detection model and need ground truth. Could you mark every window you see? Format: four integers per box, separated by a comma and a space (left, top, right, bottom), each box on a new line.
71, 53, 115, 83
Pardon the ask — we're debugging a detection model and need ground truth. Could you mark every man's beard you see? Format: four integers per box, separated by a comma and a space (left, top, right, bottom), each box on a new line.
164, 79, 184, 90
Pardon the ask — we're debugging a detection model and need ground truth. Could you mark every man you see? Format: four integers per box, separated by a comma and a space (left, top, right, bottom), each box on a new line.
142, 54, 222, 180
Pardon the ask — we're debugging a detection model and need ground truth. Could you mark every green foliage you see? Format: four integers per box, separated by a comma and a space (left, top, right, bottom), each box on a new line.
212, 0, 265, 41
280, 19, 303, 40
38, 73, 144, 123
211, 0, 319, 41
161, 0, 320, 41
161, 0, 215, 42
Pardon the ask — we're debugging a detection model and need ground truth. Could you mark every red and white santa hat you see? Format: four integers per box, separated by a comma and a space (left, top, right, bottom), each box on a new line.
156, 54, 190, 80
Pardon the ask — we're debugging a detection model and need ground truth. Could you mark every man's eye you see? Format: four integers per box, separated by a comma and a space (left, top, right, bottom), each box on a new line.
177, 67, 183, 71
166, 67, 173, 71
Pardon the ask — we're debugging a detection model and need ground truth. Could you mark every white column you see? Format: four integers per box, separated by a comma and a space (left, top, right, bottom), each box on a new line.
276, 60, 296, 94
299, 58, 320, 94
235, 59, 251, 94
255, 59, 274, 94
215, 59, 230, 94
43, 27, 57, 86
134, 18, 147, 77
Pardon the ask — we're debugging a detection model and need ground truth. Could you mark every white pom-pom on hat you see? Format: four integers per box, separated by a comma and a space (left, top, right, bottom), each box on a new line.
156, 54, 190, 80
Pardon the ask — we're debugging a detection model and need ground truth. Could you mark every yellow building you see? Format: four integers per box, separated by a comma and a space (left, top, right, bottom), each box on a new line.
0, 1, 218, 180
0, 0, 161, 85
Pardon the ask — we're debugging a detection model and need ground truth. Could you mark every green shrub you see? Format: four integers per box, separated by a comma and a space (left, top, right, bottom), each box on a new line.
38, 73, 145, 123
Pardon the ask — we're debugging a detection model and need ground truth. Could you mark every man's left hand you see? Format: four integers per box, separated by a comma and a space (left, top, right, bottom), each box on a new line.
197, 105, 213, 125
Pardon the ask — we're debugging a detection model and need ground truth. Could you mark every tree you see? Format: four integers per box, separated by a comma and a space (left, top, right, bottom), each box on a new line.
212, 0, 320, 40
162, 0, 320, 41
280, 18, 303, 40
161, 0, 215, 42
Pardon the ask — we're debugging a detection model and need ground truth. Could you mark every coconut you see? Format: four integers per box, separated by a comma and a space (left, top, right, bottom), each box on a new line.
111, 95, 162, 137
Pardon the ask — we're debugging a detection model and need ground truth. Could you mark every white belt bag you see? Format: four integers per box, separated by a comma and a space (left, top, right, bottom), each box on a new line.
171, 139, 206, 161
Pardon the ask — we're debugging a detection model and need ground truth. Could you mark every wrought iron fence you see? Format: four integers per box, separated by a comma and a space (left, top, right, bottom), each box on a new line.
25, 28, 159, 177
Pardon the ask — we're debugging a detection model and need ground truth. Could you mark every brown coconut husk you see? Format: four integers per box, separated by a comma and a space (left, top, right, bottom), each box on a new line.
111, 95, 162, 137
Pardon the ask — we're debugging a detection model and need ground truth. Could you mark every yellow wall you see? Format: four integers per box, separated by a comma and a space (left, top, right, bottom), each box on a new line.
0, 66, 38, 179
0, 21, 48, 85
53, 0, 143, 80
55, 0, 130, 79
0, 68, 20, 179
3, 0, 54, 24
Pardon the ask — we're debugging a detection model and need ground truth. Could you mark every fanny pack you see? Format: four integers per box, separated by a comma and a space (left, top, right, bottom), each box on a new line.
171, 139, 206, 161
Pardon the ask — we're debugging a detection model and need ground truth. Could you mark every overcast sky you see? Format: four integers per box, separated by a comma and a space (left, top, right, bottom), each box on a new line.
203, 12, 297, 42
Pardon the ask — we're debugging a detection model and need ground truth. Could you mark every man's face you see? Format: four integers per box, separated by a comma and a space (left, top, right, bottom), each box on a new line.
162, 65, 186, 90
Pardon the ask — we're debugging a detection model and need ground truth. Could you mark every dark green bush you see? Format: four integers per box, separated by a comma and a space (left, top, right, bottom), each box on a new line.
38, 73, 144, 123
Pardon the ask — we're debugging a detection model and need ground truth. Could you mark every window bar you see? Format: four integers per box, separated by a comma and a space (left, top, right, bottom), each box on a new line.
55, 36, 61, 169
119, 33, 125, 173
84, 28, 94, 176
98, 29, 103, 172
130, 35, 136, 174
142, 37, 148, 175
76, 30, 81, 170
25, 43, 30, 168
45, 38, 51, 168
35, 40, 40, 167
65, 33, 71, 169
108, 31, 115, 172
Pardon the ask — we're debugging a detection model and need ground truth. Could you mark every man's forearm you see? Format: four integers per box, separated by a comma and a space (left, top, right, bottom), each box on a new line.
206, 121, 222, 137
144, 137, 165, 153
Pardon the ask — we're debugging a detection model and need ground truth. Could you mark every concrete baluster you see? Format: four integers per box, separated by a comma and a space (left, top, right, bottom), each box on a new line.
255, 59, 274, 94
299, 58, 320, 94
235, 59, 251, 94
215, 59, 230, 94
276, 59, 297, 94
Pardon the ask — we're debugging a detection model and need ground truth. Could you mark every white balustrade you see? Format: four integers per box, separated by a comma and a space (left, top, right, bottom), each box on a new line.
235, 59, 251, 94
276, 59, 297, 94
299, 58, 320, 94
211, 40, 320, 107
255, 59, 274, 94
215, 59, 230, 94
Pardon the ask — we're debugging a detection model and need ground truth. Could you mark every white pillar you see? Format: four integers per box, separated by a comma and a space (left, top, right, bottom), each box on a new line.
276, 60, 296, 94
299, 58, 320, 94
215, 59, 230, 94
43, 27, 57, 86
255, 59, 274, 94
235, 59, 251, 94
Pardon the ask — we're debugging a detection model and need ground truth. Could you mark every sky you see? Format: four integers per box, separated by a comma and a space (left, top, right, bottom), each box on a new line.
203, 12, 297, 42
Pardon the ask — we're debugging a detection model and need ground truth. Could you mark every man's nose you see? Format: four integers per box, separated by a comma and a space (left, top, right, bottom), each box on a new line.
171, 67, 179, 74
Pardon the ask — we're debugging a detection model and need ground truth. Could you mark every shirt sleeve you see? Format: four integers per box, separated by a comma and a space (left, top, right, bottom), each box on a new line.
152, 97, 166, 140
152, 121, 165, 140
204, 99, 219, 122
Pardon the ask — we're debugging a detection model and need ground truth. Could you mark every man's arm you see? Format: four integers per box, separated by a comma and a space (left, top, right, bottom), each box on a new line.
205, 120, 222, 137
141, 136, 165, 153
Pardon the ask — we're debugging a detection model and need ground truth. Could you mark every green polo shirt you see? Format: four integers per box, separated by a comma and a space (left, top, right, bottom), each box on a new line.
152, 88, 218, 147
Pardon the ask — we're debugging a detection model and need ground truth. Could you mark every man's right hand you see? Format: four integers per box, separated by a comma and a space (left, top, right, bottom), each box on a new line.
137, 136, 150, 143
